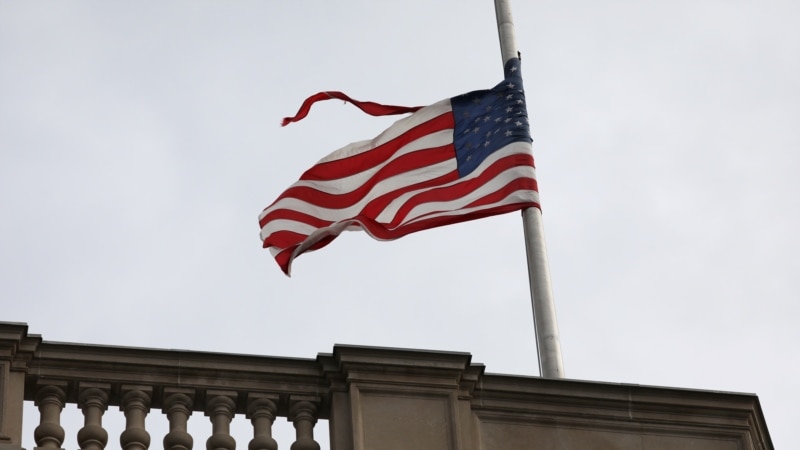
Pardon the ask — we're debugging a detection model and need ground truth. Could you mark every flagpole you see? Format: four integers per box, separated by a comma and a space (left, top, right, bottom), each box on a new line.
494, 0, 565, 379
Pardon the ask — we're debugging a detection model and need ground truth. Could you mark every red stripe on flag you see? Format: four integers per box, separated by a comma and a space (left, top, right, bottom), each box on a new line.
281, 91, 423, 127
259, 209, 331, 233
265, 144, 455, 213
274, 248, 295, 275
364, 202, 538, 241
300, 112, 454, 181
360, 169, 460, 218
263, 230, 313, 252
385, 153, 535, 227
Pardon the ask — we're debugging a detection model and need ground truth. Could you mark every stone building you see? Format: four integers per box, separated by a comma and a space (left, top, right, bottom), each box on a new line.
0, 322, 772, 449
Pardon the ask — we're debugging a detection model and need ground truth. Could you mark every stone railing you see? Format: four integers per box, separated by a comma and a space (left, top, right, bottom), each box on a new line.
0, 322, 773, 450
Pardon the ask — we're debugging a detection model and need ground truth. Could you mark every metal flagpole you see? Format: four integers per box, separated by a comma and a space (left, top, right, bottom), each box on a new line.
494, 0, 565, 379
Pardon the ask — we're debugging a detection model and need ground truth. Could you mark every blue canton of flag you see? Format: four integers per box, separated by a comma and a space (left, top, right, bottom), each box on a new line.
452, 59, 531, 178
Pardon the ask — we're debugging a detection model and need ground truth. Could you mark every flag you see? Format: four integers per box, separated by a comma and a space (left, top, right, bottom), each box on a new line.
260, 58, 538, 275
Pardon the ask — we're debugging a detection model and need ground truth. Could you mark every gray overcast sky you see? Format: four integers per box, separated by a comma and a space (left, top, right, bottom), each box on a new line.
1, 0, 798, 448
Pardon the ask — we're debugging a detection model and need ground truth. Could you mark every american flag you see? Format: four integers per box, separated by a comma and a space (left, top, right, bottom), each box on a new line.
260, 58, 538, 275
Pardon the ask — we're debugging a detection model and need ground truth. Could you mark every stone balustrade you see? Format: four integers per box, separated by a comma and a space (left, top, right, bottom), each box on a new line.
0, 322, 773, 450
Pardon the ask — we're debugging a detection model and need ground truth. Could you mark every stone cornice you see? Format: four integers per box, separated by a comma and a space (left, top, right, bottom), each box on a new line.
0, 322, 42, 371
473, 374, 773, 449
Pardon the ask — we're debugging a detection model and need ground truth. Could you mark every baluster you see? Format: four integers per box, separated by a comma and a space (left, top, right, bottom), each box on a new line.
119, 386, 152, 450
163, 389, 194, 450
246, 394, 278, 450
288, 399, 320, 450
33, 383, 66, 450
77, 384, 110, 450
205, 392, 236, 450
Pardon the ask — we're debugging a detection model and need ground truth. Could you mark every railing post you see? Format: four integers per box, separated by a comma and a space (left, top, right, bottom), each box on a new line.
120, 386, 152, 450
205, 391, 237, 450
288, 398, 320, 450
246, 394, 279, 450
33, 383, 67, 450
163, 389, 195, 450
77, 384, 110, 450
0, 323, 40, 450
326, 346, 480, 450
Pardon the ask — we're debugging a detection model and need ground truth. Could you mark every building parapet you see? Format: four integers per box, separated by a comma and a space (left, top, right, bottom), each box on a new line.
0, 322, 772, 449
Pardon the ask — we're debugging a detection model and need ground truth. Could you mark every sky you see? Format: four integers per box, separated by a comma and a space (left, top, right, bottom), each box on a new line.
1, 0, 798, 448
